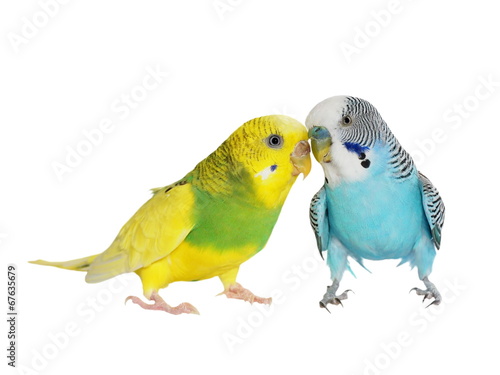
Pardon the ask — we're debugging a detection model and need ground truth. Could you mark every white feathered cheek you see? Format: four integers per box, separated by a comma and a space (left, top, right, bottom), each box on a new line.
254, 164, 278, 180
327, 140, 372, 182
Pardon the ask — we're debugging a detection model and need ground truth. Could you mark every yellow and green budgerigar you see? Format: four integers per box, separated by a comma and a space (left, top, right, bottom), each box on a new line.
31, 115, 311, 315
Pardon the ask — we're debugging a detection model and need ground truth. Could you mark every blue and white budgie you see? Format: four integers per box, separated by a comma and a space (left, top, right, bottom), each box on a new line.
306, 96, 445, 310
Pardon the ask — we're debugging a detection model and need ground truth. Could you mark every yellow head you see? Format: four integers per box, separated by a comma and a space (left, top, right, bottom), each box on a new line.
231, 115, 311, 208
197, 115, 311, 208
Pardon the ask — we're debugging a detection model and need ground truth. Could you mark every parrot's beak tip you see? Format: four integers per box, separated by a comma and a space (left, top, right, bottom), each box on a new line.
291, 140, 312, 178
309, 126, 333, 164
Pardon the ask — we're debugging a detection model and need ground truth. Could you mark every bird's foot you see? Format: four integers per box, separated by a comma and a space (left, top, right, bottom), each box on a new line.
319, 287, 352, 311
219, 283, 272, 305
410, 276, 442, 307
125, 292, 199, 315
319, 279, 352, 312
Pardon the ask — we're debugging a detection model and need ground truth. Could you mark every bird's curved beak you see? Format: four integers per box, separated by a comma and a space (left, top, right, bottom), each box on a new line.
308, 126, 332, 163
290, 140, 312, 178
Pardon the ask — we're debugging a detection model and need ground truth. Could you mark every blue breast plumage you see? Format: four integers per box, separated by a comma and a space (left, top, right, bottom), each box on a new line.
326, 169, 429, 261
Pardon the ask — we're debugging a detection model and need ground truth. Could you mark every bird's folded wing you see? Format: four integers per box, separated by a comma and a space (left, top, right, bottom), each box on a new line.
418, 172, 445, 249
309, 185, 330, 259
85, 182, 196, 283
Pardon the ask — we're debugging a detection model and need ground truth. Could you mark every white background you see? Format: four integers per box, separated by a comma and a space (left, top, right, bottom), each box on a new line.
1, 1, 499, 374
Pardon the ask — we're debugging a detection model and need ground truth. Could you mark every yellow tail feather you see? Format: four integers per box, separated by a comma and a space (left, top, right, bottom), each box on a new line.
30, 254, 99, 272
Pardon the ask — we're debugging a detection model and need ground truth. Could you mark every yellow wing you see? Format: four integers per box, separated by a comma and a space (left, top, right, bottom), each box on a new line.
85, 182, 196, 283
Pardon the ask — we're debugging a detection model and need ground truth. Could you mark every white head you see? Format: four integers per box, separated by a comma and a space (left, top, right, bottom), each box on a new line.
306, 96, 386, 186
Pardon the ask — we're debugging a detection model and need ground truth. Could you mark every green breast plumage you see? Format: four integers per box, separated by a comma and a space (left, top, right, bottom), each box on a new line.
185, 168, 282, 252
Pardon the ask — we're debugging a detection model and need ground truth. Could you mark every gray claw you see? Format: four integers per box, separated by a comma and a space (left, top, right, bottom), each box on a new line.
410, 277, 442, 307
319, 301, 331, 313
425, 299, 441, 308
337, 289, 353, 299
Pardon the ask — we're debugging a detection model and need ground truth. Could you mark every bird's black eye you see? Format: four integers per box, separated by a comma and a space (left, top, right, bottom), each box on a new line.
266, 134, 283, 149
341, 115, 353, 126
